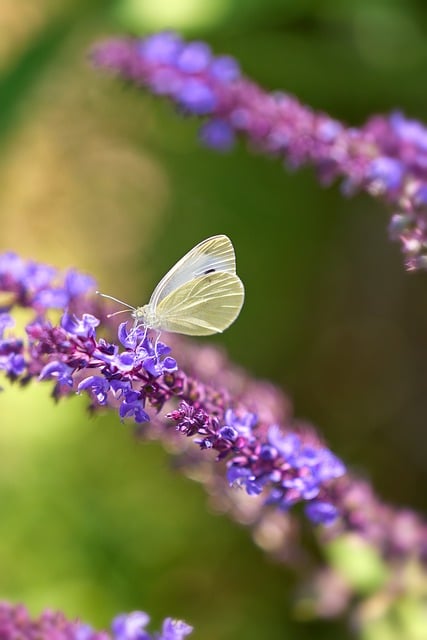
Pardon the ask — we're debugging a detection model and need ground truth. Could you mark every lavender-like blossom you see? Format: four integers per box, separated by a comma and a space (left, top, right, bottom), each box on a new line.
3, 251, 427, 599
168, 402, 344, 523
91, 32, 427, 271
0, 603, 192, 640
0, 252, 345, 527
0, 251, 96, 310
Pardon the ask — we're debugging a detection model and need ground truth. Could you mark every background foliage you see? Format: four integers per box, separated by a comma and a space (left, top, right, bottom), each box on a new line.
1, 1, 427, 638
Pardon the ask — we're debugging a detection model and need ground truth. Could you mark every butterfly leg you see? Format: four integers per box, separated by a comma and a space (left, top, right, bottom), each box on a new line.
154, 330, 162, 359
129, 320, 147, 344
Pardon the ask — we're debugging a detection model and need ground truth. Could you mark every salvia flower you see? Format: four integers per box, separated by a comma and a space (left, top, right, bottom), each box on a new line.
0, 251, 95, 309
4, 251, 427, 575
168, 401, 345, 524
92, 32, 427, 271
0, 602, 192, 640
0, 251, 344, 526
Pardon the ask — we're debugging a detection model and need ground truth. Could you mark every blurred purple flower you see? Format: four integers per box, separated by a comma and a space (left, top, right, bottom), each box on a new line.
2, 251, 427, 565
0, 602, 192, 640
199, 119, 235, 151
92, 31, 427, 271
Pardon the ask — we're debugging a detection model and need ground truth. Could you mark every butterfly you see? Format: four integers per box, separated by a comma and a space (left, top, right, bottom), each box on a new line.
97, 235, 244, 336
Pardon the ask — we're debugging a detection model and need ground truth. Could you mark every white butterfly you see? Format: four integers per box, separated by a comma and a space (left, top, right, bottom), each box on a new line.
97, 235, 244, 336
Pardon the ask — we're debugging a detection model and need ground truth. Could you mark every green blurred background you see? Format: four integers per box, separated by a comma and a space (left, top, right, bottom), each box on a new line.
1, 0, 427, 638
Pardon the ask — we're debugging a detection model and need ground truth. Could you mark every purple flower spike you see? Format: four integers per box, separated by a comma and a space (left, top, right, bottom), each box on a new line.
92, 32, 427, 270
5, 246, 427, 610
0, 602, 192, 640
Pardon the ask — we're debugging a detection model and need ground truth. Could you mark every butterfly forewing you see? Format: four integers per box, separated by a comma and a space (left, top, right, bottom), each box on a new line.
150, 235, 237, 308
155, 271, 244, 336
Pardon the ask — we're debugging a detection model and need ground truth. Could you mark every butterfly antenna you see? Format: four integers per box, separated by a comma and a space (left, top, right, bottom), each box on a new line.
106, 309, 130, 319
96, 291, 135, 310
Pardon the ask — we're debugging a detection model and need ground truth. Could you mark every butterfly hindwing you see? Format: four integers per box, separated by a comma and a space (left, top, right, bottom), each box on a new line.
155, 271, 244, 336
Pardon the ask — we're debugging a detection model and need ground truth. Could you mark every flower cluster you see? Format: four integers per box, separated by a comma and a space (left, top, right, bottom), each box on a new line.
37, 315, 177, 422
3, 248, 427, 577
92, 31, 427, 271
0, 252, 178, 420
168, 403, 345, 525
3, 251, 427, 626
0, 252, 345, 527
0, 603, 192, 640
0, 251, 95, 310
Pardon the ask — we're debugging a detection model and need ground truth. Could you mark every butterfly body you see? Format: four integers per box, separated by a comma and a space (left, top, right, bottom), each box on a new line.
99, 235, 244, 337
132, 304, 161, 330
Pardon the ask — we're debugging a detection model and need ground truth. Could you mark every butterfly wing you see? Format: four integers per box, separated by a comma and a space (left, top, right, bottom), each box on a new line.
155, 271, 244, 336
149, 235, 237, 308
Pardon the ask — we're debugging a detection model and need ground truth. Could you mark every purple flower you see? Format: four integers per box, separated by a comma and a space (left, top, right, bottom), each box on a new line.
119, 391, 150, 424
219, 425, 238, 441
92, 32, 427, 270
168, 398, 346, 520
390, 111, 427, 150
169, 402, 210, 436
210, 56, 240, 82
227, 464, 252, 485
305, 501, 340, 526
199, 120, 235, 151
0, 313, 14, 337
110, 612, 193, 640
61, 312, 100, 338
224, 409, 257, 438
0, 353, 26, 377
25, 262, 56, 290
78, 376, 111, 404
112, 612, 151, 640
158, 618, 193, 640
316, 450, 347, 481
0, 602, 192, 640
138, 32, 183, 64
65, 269, 96, 297
34, 288, 69, 309
366, 157, 404, 193
268, 425, 301, 460
176, 42, 211, 73
5, 249, 423, 584
40, 361, 75, 387
0, 252, 27, 280
176, 79, 217, 114
117, 323, 177, 376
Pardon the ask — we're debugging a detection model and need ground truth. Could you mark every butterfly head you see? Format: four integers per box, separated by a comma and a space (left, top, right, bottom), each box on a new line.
131, 304, 162, 331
